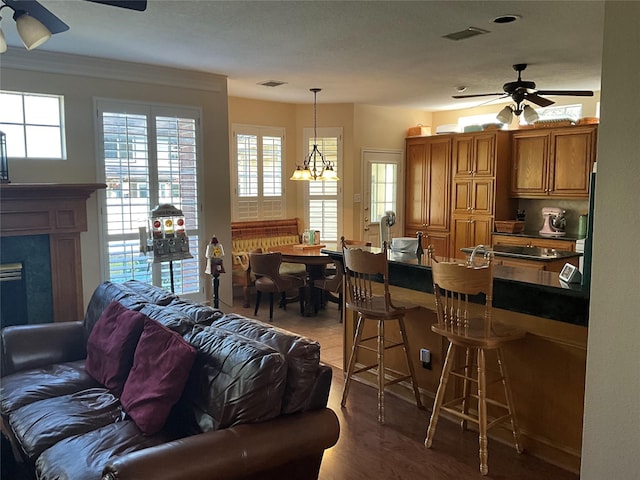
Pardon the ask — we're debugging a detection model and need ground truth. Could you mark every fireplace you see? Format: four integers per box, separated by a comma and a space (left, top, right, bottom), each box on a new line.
0, 183, 105, 324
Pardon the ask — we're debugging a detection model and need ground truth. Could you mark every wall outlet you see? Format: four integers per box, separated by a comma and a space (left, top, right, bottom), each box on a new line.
420, 348, 432, 370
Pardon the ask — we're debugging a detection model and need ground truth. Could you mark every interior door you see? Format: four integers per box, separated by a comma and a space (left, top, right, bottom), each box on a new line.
362, 149, 403, 247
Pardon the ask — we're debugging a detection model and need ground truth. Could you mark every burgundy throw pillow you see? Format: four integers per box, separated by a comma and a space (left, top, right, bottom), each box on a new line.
120, 318, 197, 435
85, 301, 147, 397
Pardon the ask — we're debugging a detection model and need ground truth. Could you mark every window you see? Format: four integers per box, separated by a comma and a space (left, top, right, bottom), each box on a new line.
232, 124, 285, 220
0, 90, 66, 159
96, 100, 203, 302
305, 127, 342, 242
370, 162, 398, 222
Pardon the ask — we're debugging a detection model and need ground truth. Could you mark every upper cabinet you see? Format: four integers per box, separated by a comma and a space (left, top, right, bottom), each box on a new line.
511, 125, 597, 198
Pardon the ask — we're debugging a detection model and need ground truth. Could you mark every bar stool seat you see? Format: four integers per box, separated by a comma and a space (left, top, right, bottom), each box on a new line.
424, 252, 526, 475
340, 238, 422, 423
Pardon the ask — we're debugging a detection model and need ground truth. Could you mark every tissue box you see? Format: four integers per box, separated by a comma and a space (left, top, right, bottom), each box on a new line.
391, 237, 419, 252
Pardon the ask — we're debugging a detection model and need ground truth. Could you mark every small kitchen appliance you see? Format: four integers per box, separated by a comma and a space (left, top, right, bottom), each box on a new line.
539, 207, 566, 236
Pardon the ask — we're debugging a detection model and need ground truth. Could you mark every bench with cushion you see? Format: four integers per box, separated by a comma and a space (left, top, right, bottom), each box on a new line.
232, 218, 307, 307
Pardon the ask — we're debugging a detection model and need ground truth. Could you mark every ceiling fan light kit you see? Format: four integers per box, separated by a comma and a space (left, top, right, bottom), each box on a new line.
0, 0, 147, 53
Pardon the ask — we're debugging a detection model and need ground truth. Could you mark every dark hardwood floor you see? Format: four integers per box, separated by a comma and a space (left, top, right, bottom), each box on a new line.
231, 295, 581, 480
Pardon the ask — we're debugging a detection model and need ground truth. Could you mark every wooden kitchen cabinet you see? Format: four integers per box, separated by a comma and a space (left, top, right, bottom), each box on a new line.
511, 125, 597, 198
451, 214, 492, 257
405, 136, 451, 257
449, 131, 514, 259
492, 234, 576, 251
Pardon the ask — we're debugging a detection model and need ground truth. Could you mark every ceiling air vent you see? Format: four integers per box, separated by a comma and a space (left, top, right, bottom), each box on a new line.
442, 27, 490, 41
258, 80, 287, 88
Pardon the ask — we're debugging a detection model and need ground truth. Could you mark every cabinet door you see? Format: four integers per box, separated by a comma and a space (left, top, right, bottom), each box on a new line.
452, 180, 471, 215
470, 178, 494, 215
495, 257, 546, 271
425, 231, 449, 258
450, 216, 472, 259
492, 234, 530, 247
470, 215, 493, 247
452, 136, 473, 177
511, 133, 549, 196
472, 133, 496, 176
548, 128, 595, 198
425, 137, 452, 231
529, 238, 576, 251
405, 140, 427, 232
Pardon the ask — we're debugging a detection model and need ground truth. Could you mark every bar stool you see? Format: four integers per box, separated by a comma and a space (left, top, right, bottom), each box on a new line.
340, 238, 422, 423
424, 252, 526, 475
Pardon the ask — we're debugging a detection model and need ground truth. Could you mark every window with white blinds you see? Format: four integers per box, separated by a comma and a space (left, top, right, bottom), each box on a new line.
232, 125, 285, 221
96, 100, 203, 301
305, 127, 342, 242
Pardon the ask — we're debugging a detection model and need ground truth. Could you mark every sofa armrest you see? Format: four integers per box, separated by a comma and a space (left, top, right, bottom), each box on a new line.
1, 322, 86, 377
102, 408, 340, 480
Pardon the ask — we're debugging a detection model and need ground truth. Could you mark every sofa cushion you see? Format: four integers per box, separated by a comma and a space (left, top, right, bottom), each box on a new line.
122, 280, 179, 306
35, 420, 170, 480
174, 325, 287, 434
8, 388, 123, 460
167, 299, 224, 326
139, 303, 196, 335
85, 301, 147, 397
83, 282, 149, 333
0, 360, 100, 415
120, 319, 197, 435
211, 313, 320, 414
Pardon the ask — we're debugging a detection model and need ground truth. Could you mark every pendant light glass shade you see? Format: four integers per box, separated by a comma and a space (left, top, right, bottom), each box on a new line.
290, 88, 339, 181
15, 11, 51, 50
0, 26, 7, 54
496, 105, 514, 124
522, 104, 539, 123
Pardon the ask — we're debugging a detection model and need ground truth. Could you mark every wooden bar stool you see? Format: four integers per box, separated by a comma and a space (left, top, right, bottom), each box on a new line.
340, 238, 422, 423
424, 253, 526, 475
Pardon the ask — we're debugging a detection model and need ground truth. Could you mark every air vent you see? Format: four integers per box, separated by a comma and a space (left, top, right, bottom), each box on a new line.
258, 80, 287, 88
442, 27, 490, 41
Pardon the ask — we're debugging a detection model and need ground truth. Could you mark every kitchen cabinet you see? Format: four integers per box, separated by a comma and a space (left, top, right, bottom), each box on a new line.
451, 214, 492, 256
405, 135, 451, 257
511, 125, 597, 198
492, 234, 576, 252
450, 131, 514, 259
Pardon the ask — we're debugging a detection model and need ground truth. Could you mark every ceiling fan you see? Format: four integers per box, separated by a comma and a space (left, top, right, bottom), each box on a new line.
453, 63, 594, 113
1, 0, 147, 36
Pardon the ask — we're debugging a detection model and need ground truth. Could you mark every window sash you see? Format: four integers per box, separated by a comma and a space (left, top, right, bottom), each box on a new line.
0, 90, 66, 159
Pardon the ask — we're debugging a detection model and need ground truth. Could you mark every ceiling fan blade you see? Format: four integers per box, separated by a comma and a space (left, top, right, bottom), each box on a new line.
536, 90, 594, 97
4, 0, 69, 33
85, 0, 147, 11
452, 93, 504, 99
526, 93, 555, 108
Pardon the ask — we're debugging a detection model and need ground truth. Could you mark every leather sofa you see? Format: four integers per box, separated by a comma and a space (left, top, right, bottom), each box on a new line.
0, 280, 339, 480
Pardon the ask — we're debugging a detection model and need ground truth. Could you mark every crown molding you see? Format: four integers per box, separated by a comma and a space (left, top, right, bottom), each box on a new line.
0, 47, 226, 93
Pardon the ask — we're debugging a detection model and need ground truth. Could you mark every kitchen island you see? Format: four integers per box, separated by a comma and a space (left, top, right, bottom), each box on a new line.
322, 245, 588, 473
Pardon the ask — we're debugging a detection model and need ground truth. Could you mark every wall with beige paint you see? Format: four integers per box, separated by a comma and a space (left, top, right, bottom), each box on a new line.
1, 58, 231, 308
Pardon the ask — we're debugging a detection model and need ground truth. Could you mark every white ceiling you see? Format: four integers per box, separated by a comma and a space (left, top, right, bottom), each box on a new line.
1, 0, 605, 111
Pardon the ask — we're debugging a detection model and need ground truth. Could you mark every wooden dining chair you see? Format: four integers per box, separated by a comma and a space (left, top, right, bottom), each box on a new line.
249, 251, 305, 321
340, 237, 422, 423
424, 253, 526, 475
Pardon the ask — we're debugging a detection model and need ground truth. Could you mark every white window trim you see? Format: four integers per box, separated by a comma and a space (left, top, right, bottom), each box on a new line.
94, 97, 205, 302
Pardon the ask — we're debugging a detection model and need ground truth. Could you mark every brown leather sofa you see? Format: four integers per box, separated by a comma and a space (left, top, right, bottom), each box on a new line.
0, 280, 339, 480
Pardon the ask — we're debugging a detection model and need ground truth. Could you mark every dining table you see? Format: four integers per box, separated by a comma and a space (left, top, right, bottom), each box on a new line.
268, 243, 337, 316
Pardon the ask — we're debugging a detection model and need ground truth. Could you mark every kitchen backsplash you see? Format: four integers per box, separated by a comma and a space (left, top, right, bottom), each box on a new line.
515, 199, 589, 235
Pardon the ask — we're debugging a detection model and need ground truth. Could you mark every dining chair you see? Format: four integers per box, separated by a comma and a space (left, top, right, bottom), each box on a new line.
340, 238, 422, 423
424, 252, 526, 475
249, 251, 305, 321
313, 240, 371, 322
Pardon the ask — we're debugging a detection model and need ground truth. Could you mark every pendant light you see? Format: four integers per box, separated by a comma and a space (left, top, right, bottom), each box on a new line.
290, 88, 339, 181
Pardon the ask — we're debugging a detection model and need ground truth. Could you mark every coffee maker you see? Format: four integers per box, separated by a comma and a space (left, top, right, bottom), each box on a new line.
539, 207, 566, 236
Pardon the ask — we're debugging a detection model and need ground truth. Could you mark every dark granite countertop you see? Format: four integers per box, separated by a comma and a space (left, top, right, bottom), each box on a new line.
492, 231, 584, 242
460, 245, 582, 261
322, 246, 589, 326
